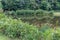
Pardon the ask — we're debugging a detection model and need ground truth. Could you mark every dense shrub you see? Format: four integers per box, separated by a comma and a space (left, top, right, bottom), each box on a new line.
16, 10, 35, 17
0, 13, 60, 40
5, 10, 53, 19
39, 25, 54, 40
1, 0, 60, 11
0, 13, 41, 40
39, 25, 60, 40
52, 28, 60, 40
35, 10, 53, 19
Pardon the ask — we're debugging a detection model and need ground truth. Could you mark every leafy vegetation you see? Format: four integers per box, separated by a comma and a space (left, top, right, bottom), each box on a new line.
0, 0, 60, 40
5, 10, 53, 19
0, 13, 41, 40
0, 13, 60, 40
1, 0, 60, 11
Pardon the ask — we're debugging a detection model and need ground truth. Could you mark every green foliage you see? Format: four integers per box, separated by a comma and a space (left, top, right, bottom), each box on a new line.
1, 0, 60, 11
0, 13, 60, 40
35, 10, 53, 18
0, 13, 41, 40
6, 10, 53, 19
39, 26, 60, 40
52, 28, 60, 40
16, 10, 35, 17
39, 25, 53, 40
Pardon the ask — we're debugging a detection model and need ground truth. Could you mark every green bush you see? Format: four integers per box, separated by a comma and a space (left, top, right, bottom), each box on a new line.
0, 13, 41, 40
1, 13, 60, 40
52, 28, 60, 40
5, 10, 54, 19
39, 25, 60, 40
16, 10, 35, 17
35, 10, 52, 18
1, 0, 60, 11
40, 26, 54, 40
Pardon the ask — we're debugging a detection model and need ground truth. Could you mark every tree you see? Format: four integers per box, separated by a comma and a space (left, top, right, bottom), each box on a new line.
1, 0, 60, 11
